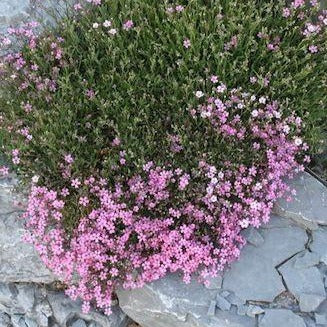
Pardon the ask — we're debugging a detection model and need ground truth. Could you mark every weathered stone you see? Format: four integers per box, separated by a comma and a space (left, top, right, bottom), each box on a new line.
24, 317, 38, 327
220, 291, 230, 298
207, 301, 216, 317
224, 217, 306, 302
0, 178, 55, 284
226, 294, 245, 307
273, 172, 327, 229
237, 305, 247, 316
315, 313, 327, 325
241, 227, 264, 247
71, 318, 87, 327
246, 305, 264, 317
294, 251, 320, 269
205, 312, 255, 327
118, 273, 218, 327
10, 315, 26, 327
259, 309, 306, 327
299, 293, 325, 312
279, 260, 326, 300
205, 276, 222, 290
216, 294, 231, 311
0, 312, 11, 327
311, 228, 327, 260
48, 292, 129, 327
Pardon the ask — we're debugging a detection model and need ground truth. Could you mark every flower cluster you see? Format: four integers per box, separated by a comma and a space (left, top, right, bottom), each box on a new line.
0, 0, 325, 316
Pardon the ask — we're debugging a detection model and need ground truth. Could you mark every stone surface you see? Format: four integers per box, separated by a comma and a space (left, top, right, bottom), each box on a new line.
299, 293, 325, 313
0, 282, 130, 327
0, 176, 56, 284
204, 276, 222, 290
223, 219, 306, 302
279, 259, 326, 300
241, 227, 264, 247
310, 228, 327, 260
207, 301, 216, 317
294, 251, 321, 269
216, 294, 231, 311
259, 309, 306, 327
274, 172, 327, 229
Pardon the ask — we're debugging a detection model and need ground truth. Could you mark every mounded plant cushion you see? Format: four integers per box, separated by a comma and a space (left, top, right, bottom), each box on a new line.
0, 0, 326, 314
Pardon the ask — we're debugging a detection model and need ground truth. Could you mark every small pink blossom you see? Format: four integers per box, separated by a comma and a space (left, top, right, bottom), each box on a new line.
210, 75, 219, 83
79, 196, 89, 207
183, 38, 191, 49
309, 45, 318, 53
123, 20, 134, 31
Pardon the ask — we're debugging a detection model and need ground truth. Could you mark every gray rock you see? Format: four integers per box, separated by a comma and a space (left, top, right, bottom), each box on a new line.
279, 261, 326, 300
224, 217, 306, 302
226, 294, 245, 307
294, 252, 320, 269
237, 305, 247, 316
273, 172, 327, 229
259, 309, 306, 327
0, 177, 55, 284
207, 301, 216, 317
10, 315, 25, 327
206, 312, 255, 327
205, 276, 222, 290
118, 273, 217, 327
311, 228, 327, 260
216, 294, 231, 311
246, 305, 264, 317
220, 291, 230, 298
0, 312, 11, 327
48, 292, 129, 327
24, 317, 38, 327
315, 313, 327, 325
71, 319, 87, 327
299, 293, 325, 312
241, 227, 264, 247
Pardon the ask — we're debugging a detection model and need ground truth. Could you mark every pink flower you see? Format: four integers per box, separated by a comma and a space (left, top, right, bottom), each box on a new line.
123, 20, 134, 31
0, 166, 9, 176
183, 38, 191, 49
309, 45, 318, 53
210, 75, 219, 83
282, 8, 291, 18
64, 154, 74, 164
71, 178, 81, 189
79, 196, 89, 207
175, 5, 184, 12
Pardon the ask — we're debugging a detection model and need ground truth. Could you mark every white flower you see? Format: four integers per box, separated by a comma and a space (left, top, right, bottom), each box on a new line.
274, 111, 281, 119
254, 182, 262, 191
210, 195, 217, 203
32, 175, 39, 183
92, 22, 99, 29
251, 109, 259, 117
211, 177, 218, 185
283, 125, 290, 134
218, 172, 224, 179
195, 91, 204, 98
237, 103, 244, 109
103, 20, 112, 28
259, 96, 266, 104
294, 137, 303, 146
250, 95, 256, 102
109, 28, 117, 35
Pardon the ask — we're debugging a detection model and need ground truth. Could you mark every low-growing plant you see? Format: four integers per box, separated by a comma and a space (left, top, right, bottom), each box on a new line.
0, 0, 326, 314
